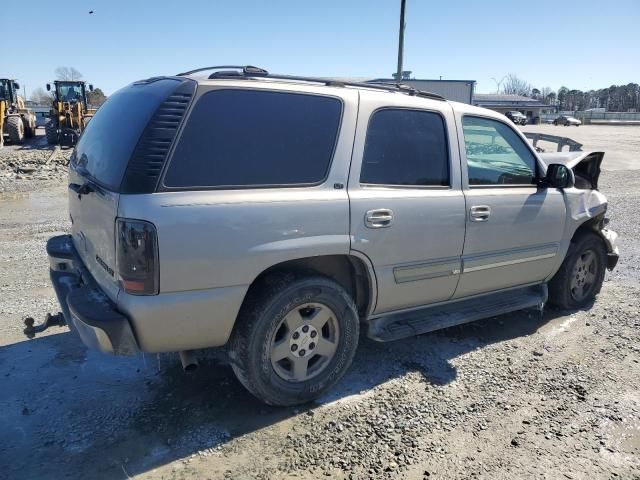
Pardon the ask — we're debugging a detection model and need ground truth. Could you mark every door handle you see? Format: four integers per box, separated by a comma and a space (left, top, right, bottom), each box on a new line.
365, 209, 394, 228
469, 205, 491, 222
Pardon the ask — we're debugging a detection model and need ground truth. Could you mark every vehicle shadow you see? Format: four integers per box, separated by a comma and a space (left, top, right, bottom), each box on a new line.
0, 306, 570, 479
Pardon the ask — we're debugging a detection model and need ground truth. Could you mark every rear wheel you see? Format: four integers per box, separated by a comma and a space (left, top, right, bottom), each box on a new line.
6, 116, 24, 144
45, 120, 58, 144
228, 273, 359, 406
23, 116, 35, 138
549, 232, 606, 309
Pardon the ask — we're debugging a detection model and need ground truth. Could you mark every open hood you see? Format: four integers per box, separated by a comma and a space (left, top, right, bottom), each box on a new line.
539, 151, 604, 190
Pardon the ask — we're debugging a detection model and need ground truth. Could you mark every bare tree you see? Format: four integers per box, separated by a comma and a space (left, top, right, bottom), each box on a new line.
55, 66, 83, 81
502, 74, 531, 96
30, 87, 52, 105
540, 87, 553, 101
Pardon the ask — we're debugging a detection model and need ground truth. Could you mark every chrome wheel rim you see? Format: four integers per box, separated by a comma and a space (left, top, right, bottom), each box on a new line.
270, 302, 340, 382
570, 249, 597, 302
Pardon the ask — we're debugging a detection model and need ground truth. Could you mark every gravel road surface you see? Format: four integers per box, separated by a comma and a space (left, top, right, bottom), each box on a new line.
0, 130, 638, 479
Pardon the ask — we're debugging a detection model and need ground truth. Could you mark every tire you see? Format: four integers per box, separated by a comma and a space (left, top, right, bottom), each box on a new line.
548, 232, 607, 309
6, 116, 24, 144
228, 272, 359, 406
553, 121, 558, 126
23, 117, 35, 138
45, 120, 58, 145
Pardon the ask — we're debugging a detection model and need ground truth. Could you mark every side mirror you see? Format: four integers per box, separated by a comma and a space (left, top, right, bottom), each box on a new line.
13, 82, 20, 90
544, 164, 574, 189
89, 84, 94, 91
46, 83, 51, 91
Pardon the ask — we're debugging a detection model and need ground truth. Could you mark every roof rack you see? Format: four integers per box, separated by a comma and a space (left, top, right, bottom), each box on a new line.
176, 65, 445, 101
176, 65, 268, 76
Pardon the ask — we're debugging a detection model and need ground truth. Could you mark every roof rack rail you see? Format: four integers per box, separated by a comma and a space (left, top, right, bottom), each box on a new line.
176, 65, 268, 77
177, 66, 445, 101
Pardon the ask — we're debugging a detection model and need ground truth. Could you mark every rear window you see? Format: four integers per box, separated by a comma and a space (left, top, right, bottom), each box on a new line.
360, 108, 449, 186
71, 79, 183, 190
163, 89, 342, 189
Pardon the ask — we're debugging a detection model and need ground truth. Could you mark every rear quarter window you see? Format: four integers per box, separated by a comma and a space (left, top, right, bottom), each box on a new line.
72, 78, 184, 191
163, 89, 343, 189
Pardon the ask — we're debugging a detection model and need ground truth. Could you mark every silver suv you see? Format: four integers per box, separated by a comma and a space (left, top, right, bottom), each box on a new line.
36, 66, 619, 406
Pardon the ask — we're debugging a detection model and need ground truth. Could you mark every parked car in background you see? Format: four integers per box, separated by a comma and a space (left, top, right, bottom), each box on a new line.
505, 110, 527, 125
32, 66, 618, 406
554, 115, 582, 126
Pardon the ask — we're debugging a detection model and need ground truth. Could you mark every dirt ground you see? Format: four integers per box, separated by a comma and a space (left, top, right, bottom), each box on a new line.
0, 128, 639, 480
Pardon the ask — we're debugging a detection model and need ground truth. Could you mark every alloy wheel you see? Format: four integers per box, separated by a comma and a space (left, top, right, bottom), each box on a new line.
570, 249, 598, 302
270, 302, 340, 382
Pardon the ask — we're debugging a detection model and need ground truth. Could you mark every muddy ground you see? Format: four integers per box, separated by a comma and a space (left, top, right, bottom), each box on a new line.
0, 127, 639, 479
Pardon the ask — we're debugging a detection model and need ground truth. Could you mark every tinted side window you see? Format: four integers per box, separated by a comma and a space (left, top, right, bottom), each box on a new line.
360, 109, 449, 186
462, 116, 537, 186
163, 90, 342, 188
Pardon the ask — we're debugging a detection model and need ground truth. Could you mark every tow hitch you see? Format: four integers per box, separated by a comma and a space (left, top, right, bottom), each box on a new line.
23, 312, 66, 339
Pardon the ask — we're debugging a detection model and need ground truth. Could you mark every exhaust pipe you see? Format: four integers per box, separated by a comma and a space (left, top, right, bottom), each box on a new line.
179, 350, 199, 372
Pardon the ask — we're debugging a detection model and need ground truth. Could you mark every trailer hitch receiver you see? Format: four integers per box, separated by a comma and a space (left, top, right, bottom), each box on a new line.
23, 312, 66, 339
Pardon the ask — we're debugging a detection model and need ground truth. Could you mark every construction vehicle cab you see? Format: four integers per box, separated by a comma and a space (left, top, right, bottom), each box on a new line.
45, 80, 96, 146
0, 78, 36, 147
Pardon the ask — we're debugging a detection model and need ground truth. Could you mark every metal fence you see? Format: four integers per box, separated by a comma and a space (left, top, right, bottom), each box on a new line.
540, 111, 640, 124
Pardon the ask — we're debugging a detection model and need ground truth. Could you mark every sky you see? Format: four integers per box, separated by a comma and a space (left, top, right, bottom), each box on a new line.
4, 0, 639, 98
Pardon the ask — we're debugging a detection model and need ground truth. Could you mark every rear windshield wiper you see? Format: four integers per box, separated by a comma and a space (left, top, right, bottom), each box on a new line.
69, 182, 95, 198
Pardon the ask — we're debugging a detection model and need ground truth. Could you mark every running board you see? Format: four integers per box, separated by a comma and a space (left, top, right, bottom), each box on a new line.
367, 284, 547, 342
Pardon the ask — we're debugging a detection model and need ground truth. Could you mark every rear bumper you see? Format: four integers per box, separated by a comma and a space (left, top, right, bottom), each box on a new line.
47, 234, 139, 355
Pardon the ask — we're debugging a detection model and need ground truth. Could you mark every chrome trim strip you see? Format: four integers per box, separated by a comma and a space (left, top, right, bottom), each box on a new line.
464, 252, 556, 273
394, 259, 461, 284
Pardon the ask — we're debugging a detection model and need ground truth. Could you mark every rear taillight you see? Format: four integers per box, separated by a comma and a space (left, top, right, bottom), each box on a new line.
116, 218, 159, 295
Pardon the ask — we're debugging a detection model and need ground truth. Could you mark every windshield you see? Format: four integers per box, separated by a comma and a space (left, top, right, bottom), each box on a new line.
57, 83, 84, 102
0, 80, 9, 100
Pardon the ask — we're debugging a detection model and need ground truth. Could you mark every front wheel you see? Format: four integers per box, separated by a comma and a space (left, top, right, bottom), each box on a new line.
549, 232, 607, 309
45, 120, 58, 145
228, 273, 359, 406
6, 116, 25, 144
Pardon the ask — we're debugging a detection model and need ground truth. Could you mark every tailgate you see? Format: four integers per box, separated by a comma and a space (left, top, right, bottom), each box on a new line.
69, 167, 120, 301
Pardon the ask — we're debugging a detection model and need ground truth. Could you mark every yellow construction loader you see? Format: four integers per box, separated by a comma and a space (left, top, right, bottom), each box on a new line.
45, 80, 96, 146
0, 78, 36, 147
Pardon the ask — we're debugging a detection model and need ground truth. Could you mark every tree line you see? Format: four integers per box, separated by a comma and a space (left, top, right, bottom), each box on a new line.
499, 73, 640, 112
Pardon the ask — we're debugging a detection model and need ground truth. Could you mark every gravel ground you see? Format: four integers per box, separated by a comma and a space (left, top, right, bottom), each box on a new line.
0, 131, 72, 193
0, 134, 638, 479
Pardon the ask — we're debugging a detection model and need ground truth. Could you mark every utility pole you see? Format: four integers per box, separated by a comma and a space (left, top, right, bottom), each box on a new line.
396, 0, 407, 82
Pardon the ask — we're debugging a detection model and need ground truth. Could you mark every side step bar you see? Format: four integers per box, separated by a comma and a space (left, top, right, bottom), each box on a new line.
367, 284, 547, 342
